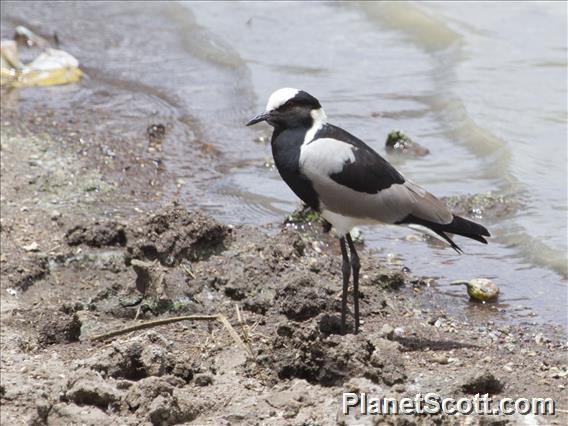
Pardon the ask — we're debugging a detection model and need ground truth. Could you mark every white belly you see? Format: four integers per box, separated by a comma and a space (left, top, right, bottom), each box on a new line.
321, 209, 380, 237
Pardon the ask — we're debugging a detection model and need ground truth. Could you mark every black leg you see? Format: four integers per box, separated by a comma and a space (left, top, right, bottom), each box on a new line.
346, 234, 360, 334
339, 237, 350, 335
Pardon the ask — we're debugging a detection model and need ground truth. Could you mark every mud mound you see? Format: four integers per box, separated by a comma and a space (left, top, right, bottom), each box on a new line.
264, 323, 406, 387
203, 227, 307, 315
2, 255, 49, 291
275, 275, 335, 321
60, 356, 202, 425
125, 205, 230, 266
65, 221, 127, 247
80, 332, 192, 382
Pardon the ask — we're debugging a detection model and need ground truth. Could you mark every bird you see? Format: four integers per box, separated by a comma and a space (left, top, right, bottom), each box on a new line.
246, 88, 490, 334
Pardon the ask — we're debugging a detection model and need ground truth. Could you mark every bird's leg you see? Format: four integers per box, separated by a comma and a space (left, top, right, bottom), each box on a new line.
339, 237, 351, 335
346, 233, 360, 334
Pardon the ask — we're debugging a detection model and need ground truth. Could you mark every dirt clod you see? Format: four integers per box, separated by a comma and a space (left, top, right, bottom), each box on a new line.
194, 373, 213, 387
83, 333, 176, 381
461, 372, 504, 395
38, 312, 81, 346
125, 205, 229, 266
66, 369, 122, 410
366, 268, 406, 290
318, 314, 346, 336
3, 255, 49, 291
65, 221, 127, 247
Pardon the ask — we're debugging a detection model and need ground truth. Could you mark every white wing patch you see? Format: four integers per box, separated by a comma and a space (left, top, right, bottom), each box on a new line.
300, 138, 356, 176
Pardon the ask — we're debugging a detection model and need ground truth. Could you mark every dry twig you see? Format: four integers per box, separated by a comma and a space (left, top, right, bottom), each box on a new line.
90, 314, 253, 357
235, 304, 254, 358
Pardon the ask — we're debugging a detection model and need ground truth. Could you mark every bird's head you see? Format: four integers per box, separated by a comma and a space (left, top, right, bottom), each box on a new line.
246, 88, 326, 129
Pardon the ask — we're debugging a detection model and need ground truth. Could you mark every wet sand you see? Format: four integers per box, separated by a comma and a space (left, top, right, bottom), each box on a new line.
1, 100, 567, 424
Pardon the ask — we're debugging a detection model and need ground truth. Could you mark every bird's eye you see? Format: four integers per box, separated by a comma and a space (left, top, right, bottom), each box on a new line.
282, 101, 297, 110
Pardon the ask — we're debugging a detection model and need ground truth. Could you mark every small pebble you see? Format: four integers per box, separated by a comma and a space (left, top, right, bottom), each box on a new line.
392, 384, 406, 393
379, 324, 394, 339
393, 327, 405, 337
534, 333, 548, 345
22, 242, 40, 252
432, 354, 449, 365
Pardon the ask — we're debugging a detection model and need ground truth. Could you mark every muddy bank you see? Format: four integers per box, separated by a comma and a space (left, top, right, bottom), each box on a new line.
1, 120, 567, 424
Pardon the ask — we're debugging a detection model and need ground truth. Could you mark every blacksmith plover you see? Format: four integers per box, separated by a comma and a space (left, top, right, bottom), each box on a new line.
247, 88, 490, 334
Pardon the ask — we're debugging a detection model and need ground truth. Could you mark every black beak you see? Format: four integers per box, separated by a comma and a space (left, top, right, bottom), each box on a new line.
246, 112, 270, 126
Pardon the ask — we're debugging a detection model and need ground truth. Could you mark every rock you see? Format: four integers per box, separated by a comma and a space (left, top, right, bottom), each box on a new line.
385, 130, 430, 157
66, 369, 122, 409
461, 372, 504, 395
125, 205, 229, 266
38, 312, 81, 346
65, 221, 126, 247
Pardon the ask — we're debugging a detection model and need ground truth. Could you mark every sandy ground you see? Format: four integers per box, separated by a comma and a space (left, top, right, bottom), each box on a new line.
1, 99, 567, 426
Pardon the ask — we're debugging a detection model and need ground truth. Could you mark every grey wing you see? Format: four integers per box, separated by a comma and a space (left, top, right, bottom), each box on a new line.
317, 179, 452, 225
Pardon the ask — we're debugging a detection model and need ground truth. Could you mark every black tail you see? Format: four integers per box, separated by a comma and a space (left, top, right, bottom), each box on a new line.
398, 214, 490, 254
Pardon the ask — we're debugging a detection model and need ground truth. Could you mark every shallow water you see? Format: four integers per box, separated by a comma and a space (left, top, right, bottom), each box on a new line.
2, 2, 566, 327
